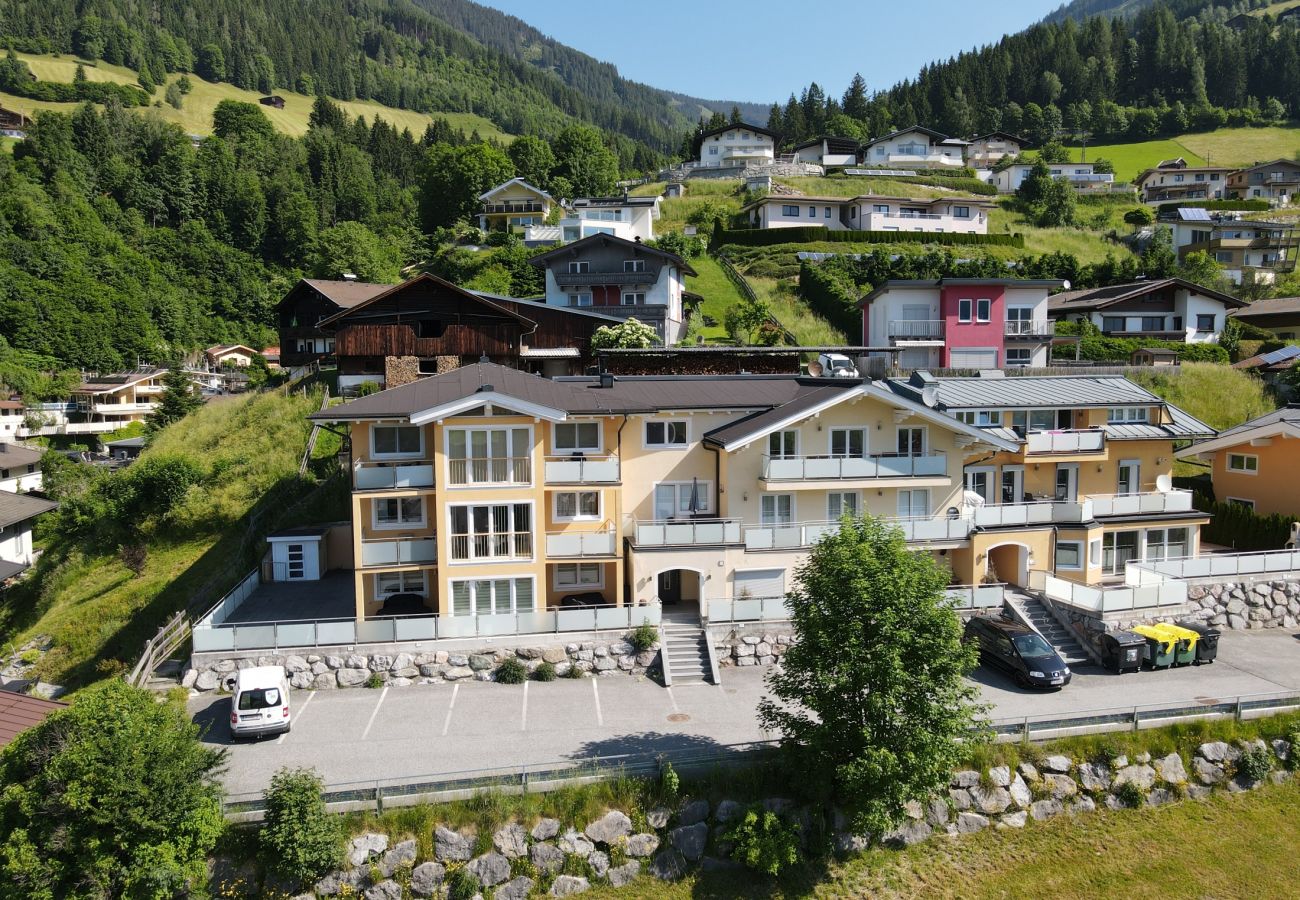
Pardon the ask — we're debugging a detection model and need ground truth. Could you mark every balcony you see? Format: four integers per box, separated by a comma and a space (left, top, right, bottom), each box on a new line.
1024, 429, 1105, 455
354, 461, 434, 490
1090, 489, 1194, 517
447, 456, 531, 487
761, 452, 948, 482
360, 537, 437, 567
743, 515, 972, 550
887, 319, 945, 341
546, 529, 617, 557
482, 201, 545, 215
449, 531, 533, 562
554, 270, 657, 287
1004, 320, 1055, 339
90, 402, 157, 415
632, 518, 742, 547
544, 455, 620, 483
971, 501, 1087, 527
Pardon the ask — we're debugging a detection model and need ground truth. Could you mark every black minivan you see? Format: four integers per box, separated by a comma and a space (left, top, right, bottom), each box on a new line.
964, 615, 1072, 690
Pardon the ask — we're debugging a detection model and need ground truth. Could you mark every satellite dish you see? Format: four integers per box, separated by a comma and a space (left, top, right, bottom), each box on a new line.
1156, 473, 1172, 492
1062, 279, 1072, 290
807, 360, 824, 377
922, 385, 938, 408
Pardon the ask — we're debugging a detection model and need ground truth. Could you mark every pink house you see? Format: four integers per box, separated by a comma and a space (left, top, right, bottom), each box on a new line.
860, 278, 1063, 370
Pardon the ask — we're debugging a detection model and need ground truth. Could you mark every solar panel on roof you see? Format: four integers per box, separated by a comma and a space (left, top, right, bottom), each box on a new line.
1177, 207, 1212, 221
1259, 344, 1300, 366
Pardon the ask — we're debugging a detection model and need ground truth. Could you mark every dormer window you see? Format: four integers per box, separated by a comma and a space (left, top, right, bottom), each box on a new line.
624, 259, 645, 273
567, 261, 590, 274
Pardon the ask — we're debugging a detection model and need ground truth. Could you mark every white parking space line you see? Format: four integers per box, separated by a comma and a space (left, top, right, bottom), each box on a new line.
592, 677, 603, 726
666, 686, 680, 713
278, 690, 316, 744
441, 684, 459, 736
360, 687, 388, 740
521, 680, 529, 731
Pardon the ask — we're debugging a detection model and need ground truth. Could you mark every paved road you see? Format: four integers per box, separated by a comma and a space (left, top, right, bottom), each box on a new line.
194, 629, 1300, 796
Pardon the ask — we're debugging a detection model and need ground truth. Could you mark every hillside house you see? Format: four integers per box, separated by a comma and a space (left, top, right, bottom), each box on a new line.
740, 195, 993, 235
558, 195, 661, 243
1229, 296, 1300, 340
1163, 208, 1297, 286
529, 234, 695, 345
259, 95, 286, 109
0, 105, 30, 131
1136, 159, 1233, 204
966, 132, 1027, 169
0, 443, 43, 494
692, 122, 778, 169
1227, 159, 1300, 205
859, 126, 968, 169
993, 162, 1115, 193
0, 491, 57, 581
71, 367, 168, 430
792, 136, 860, 168
1178, 405, 1300, 516
860, 278, 1063, 369
277, 278, 393, 369
313, 273, 625, 391
1047, 278, 1246, 344
477, 179, 555, 233
0, 400, 24, 442
204, 344, 260, 368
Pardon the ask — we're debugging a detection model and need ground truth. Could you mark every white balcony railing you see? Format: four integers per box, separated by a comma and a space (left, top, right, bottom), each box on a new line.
1004, 320, 1054, 336
546, 530, 617, 557
449, 532, 532, 561
1024, 429, 1105, 454
971, 501, 1088, 527
360, 538, 437, 567
91, 402, 157, 415
633, 518, 743, 547
1091, 490, 1193, 517
762, 453, 947, 481
447, 456, 531, 486
887, 319, 945, 340
743, 515, 973, 550
354, 461, 434, 490
543, 455, 620, 483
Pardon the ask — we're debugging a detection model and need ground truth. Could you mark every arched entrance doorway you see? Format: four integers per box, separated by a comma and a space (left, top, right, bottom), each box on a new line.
987, 543, 1030, 587
656, 568, 703, 617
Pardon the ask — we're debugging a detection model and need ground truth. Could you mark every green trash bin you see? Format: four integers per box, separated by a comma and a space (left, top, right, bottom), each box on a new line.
1153, 623, 1198, 667
1131, 624, 1176, 670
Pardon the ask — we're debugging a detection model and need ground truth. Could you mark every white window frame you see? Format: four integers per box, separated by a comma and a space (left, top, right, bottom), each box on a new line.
958, 298, 973, 323
450, 576, 536, 616
1227, 497, 1256, 510
768, 429, 799, 459
447, 502, 534, 563
370, 424, 424, 459
567, 293, 593, 307
896, 426, 926, 456
372, 496, 426, 531
956, 410, 1002, 427
553, 421, 602, 454
1117, 459, 1141, 495
1055, 540, 1084, 571
624, 259, 646, 273
446, 425, 534, 487
976, 298, 992, 323
644, 418, 689, 449
554, 490, 601, 522
827, 491, 859, 520
1227, 453, 1259, 474
1006, 348, 1032, 366
1145, 527, 1189, 562
374, 570, 427, 598
760, 493, 795, 526
653, 481, 712, 518
828, 427, 868, 458
896, 488, 929, 518
621, 292, 646, 306
554, 562, 603, 590
1107, 407, 1149, 424
567, 261, 590, 274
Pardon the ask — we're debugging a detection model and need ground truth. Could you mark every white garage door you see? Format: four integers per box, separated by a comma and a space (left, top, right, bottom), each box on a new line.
950, 348, 998, 369
733, 569, 786, 599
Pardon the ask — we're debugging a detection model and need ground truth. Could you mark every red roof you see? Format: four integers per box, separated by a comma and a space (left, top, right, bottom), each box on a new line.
0, 692, 66, 748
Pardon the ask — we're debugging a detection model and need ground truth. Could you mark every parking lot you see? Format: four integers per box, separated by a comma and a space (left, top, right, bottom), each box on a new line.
195, 629, 1300, 796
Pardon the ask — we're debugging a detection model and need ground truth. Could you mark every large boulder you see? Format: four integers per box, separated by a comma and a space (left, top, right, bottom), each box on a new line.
1113, 765, 1156, 792
551, 875, 590, 896
1078, 762, 1112, 792
669, 822, 708, 862
530, 842, 565, 874
497, 877, 534, 900
467, 852, 510, 887
531, 818, 561, 841
968, 785, 1012, 815
1043, 774, 1078, 799
1008, 774, 1032, 809
955, 812, 990, 833
678, 799, 710, 826
646, 807, 671, 829
714, 799, 744, 823
625, 833, 660, 858
494, 822, 529, 858
587, 850, 609, 879
559, 827, 594, 855
608, 861, 641, 887
348, 832, 389, 867
378, 840, 416, 877
1198, 741, 1238, 763
648, 848, 689, 881
409, 862, 445, 897
434, 826, 471, 862
1154, 753, 1187, 784
1193, 757, 1225, 784
882, 820, 931, 847
1042, 755, 1073, 774
337, 668, 369, 687
363, 883, 401, 900
585, 810, 632, 845
988, 765, 1012, 787
1030, 799, 1063, 821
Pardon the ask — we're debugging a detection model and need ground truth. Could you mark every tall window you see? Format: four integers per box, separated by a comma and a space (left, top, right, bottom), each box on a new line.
1117, 460, 1140, 495
374, 497, 424, 529
760, 494, 794, 526
1145, 527, 1188, 562
621, 292, 646, 305
897, 489, 929, 518
450, 577, 534, 616
555, 491, 600, 520
897, 427, 925, 456
566, 261, 590, 274
372, 425, 422, 458
958, 299, 973, 323
448, 427, 532, 485
768, 430, 798, 459
653, 482, 710, 518
829, 428, 867, 458
623, 259, 646, 273
828, 492, 858, 520
554, 422, 600, 453
449, 503, 532, 561
1102, 531, 1140, 576
1006, 307, 1032, 334
976, 298, 992, 322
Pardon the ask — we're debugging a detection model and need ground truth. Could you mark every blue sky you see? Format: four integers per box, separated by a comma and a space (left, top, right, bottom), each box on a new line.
477, 0, 1064, 105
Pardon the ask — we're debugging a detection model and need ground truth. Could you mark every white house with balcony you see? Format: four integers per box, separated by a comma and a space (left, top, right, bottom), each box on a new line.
692, 122, 778, 169
966, 132, 1027, 169
553, 195, 662, 244
740, 195, 993, 235
993, 162, 1116, 193
860, 126, 969, 169
70, 367, 167, 430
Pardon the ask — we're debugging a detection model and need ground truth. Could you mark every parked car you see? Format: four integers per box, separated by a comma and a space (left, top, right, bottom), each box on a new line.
560, 591, 606, 609
816, 352, 859, 378
964, 616, 1071, 689
224, 666, 291, 739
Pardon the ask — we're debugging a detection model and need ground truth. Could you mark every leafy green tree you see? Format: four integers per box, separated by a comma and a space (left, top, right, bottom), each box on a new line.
841, 73, 870, 122
1037, 141, 1070, 163
418, 142, 514, 232
1178, 249, 1229, 293
260, 768, 344, 887
506, 135, 556, 191
311, 221, 403, 282
212, 100, 275, 144
552, 125, 619, 196
724, 808, 801, 876
147, 365, 204, 433
1123, 206, 1154, 232
757, 515, 983, 836
164, 80, 183, 109
725, 294, 774, 345
0, 680, 225, 899
589, 317, 659, 349
1140, 226, 1177, 278
197, 43, 225, 82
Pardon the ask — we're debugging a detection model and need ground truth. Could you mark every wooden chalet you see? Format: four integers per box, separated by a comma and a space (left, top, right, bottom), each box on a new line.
259, 95, 287, 109
0, 105, 31, 131
277, 278, 393, 368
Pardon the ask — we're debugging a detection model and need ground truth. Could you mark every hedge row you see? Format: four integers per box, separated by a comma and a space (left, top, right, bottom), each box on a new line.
798, 260, 862, 338
714, 226, 1024, 249
1194, 491, 1294, 551
1156, 199, 1272, 213
1051, 321, 1230, 364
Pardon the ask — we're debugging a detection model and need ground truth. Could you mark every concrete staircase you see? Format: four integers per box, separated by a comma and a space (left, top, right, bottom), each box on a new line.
660, 618, 714, 685
1004, 590, 1093, 668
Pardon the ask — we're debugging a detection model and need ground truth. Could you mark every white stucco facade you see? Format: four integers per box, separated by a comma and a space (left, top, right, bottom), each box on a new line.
695, 126, 776, 168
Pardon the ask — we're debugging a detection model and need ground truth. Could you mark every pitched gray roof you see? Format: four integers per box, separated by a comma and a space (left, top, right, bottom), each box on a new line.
0, 443, 43, 469
0, 491, 57, 529
1214, 404, 1300, 442
1048, 278, 1246, 312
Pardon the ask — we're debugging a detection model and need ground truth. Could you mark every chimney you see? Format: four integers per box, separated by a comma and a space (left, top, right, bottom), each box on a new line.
341, 272, 358, 282
599, 373, 614, 389
478, 384, 494, 393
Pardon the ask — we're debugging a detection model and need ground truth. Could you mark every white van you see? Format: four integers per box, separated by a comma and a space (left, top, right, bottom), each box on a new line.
225, 666, 291, 739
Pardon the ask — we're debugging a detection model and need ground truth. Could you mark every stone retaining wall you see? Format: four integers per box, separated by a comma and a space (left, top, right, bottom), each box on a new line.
709, 626, 794, 668
185, 639, 658, 692
1184, 579, 1300, 630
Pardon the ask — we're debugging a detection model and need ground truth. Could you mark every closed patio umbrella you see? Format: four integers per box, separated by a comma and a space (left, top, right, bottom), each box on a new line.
688, 476, 701, 516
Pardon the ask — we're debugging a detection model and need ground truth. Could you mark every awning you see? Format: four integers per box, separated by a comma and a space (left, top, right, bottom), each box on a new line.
0, 560, 29, 582
519, 347, 580, 358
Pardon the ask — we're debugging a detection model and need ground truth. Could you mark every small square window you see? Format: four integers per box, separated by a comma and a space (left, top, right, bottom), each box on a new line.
1227, 453, 1258, 474
645, 420, 688, 448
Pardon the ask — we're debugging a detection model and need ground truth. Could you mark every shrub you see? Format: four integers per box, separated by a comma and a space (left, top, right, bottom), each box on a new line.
364, 672, 384, 689
1115, 780, 1145, 808
495, 658, 527, 684
533, 661, 557, 682
562, 663, 585, 679
659, 761, 680, 802
260, 768, 344, 886
1235, 745, 1273, 782
724, 808, 801, 876
446, 865, 481, 900
714, 226, 1023, 249
1286, 732, 1300, 772
628, 622, 659, 652
1193, 492, 1294, 550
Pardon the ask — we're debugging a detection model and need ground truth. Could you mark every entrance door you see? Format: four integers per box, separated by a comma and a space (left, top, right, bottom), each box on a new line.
1000, 467, 1024, 505
285, 543, 305, 580
657, 570, 682, 604
1055, 464, 1079, 502
1117, 459, 1140, 495
965, 469, 995, 504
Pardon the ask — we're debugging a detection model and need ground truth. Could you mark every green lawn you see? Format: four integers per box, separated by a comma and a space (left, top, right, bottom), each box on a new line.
749, 276, 846, 346
1049, 139, 1205, 182
773, 175, 967, 200
685, 254, 745, 341
1176, 127, 1300, 169
5, 52, 512, 140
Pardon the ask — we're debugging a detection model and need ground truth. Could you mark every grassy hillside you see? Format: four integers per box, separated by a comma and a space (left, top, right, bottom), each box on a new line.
1051, 128, 1300, 182
4, 52, 512, 140
3, 389, 340, 691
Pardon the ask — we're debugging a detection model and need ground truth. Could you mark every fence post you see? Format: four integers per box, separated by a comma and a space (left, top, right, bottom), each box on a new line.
1132, 706, 1139, 732
1022, 716, 1030, 742
375, 781, 384, 816
1235, 696, 1243, 722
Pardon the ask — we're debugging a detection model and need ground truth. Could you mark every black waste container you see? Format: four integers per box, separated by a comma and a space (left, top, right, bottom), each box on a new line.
1099, 630, 1147, 673
1177, 620, 1221, 664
